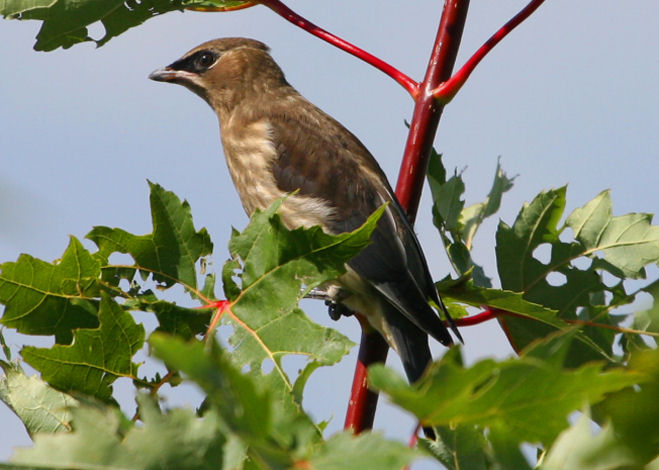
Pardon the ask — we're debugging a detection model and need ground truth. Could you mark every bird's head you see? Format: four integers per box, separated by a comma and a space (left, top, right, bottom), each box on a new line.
149, 37, 288, 116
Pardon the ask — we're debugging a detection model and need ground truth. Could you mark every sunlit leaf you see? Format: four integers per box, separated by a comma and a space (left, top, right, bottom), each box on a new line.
8, 395, 224, 469
220, 200, 382, 417
0, 362, 78, 437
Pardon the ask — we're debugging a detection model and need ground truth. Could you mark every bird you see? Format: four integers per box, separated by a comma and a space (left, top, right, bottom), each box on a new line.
149, 37, 461, 386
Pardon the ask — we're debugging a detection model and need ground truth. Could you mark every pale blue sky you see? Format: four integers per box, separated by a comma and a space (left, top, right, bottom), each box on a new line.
1, 1, 658, 466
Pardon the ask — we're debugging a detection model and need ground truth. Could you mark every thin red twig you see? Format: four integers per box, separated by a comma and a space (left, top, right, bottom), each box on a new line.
255, 0, 419, 97
453, 307, 502, 326
431, 0, 546, 102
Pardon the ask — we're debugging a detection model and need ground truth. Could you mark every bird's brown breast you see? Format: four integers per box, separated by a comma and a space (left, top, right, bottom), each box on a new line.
220, 116, 336, 229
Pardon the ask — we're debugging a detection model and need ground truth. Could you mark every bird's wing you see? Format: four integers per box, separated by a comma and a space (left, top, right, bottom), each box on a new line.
265, 100, 453, 345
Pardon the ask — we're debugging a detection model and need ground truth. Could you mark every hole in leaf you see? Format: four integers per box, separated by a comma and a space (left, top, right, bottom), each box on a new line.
261, 358, 274, 375
281, 354, 308, 379
546, 271, 567, 286
601, 271, 620, 288
241, 363, 251, 374
214, 323, 235, 347
87, 21, 106, 42
572, 256, 592, 270
532, 243, 551, 264
108, 252, 134, 266
560, 227, 574, 243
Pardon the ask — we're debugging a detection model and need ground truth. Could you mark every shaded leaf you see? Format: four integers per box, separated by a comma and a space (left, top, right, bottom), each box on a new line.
421, 424, 492, 470
0, 237, 100, 343
442, 281, 613, 362
21, 294, 144, 401
596, 348, 659, 463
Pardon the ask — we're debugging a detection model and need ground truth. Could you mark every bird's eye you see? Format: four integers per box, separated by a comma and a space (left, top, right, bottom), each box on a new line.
196, 51, 216, 69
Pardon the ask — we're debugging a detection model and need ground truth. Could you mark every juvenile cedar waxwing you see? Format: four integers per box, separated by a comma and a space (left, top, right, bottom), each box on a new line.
149, 37, 461, 384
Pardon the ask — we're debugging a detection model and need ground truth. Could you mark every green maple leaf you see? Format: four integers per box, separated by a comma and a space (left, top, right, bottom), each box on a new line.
369, 335, 640, 447
219, 199, 382, 415
7, 395, 224, 469
20, 294, 144, 401
495, 187, 659, 356
87, 181, 212, 291
0, 362, 78, 437
1, 0, 254, 51
0, 237, 100, 343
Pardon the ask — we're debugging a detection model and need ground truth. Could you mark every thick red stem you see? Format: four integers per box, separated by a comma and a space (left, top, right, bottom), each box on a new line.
257, 0, 419, 97
344, 0, 471, 434
343, 323, 389, 433
395, 0, 470, 219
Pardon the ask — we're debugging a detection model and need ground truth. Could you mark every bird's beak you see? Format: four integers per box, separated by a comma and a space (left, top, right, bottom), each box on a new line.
148, 67, 197, 83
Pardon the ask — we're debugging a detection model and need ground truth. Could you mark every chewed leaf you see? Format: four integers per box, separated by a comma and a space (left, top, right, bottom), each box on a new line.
1, 0, 256, 51
87, 182, 212, 291
495, 187, 659, 356
21, 295, 144, 401
0, 237, 100, 343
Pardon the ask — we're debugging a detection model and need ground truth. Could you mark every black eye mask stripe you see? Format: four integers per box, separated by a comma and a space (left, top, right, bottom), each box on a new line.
168, 50, 218, 74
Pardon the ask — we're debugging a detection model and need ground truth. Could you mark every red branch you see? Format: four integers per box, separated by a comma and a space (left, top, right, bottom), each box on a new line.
343, 319, 390, 433
344, 0, 472, 434
394, 0, 470, 219
431, 0, 546, 102
256, 0, 419, 97
191, 0, 547, 437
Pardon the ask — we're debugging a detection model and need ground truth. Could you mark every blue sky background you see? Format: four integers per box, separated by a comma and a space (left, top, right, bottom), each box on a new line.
1, 1, 658, 466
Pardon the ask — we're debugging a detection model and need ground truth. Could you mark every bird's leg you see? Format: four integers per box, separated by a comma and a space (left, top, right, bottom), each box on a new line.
304, 286, 355, 321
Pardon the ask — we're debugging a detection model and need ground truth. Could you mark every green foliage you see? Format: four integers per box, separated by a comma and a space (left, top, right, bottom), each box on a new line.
1, 9, 658, 466
0, 176, 656, 468
0, 0, 253, 51
428, 152, 515, 287
1, 183, 409, 469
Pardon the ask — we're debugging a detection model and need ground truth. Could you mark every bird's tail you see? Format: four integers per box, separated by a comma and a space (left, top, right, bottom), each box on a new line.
380, 304, 437, 439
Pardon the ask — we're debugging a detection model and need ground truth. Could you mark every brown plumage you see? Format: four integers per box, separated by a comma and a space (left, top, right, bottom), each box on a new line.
150, 37, 460, 385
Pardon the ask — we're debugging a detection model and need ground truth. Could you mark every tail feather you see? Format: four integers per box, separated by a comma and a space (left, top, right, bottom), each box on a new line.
380, 304, 436, 439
